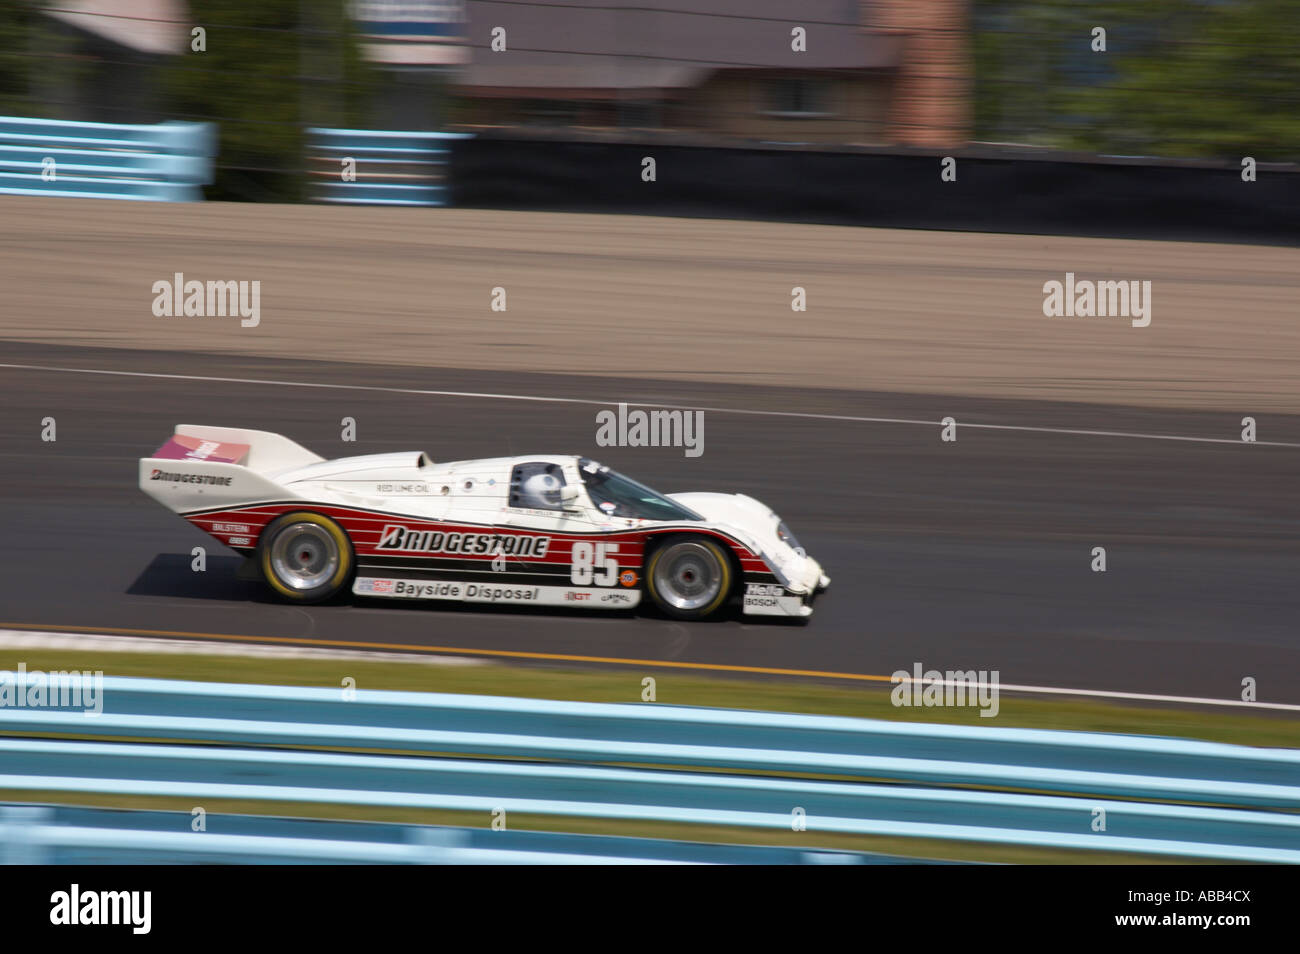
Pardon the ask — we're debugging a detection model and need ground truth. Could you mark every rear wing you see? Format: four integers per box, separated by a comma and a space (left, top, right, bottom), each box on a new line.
157, 425, 323, 474
139, 426, 323, 514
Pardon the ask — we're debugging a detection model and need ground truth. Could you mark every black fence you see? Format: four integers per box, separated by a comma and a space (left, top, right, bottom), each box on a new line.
452, 134, 1300, 245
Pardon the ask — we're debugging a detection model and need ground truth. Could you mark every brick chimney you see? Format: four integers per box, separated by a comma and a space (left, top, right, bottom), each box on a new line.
866, 0, 971, 148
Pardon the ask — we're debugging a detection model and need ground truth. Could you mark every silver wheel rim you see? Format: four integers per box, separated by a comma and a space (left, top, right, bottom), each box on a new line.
653, 542, 723, 611
269, 522, 339, 591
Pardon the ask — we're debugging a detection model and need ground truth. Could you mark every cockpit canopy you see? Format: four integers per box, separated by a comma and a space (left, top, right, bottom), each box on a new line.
577, 458, 702, 521
506, 457, 703, 521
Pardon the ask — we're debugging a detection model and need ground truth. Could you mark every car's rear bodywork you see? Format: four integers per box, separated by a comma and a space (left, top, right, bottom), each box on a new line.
139, 425, 829, 618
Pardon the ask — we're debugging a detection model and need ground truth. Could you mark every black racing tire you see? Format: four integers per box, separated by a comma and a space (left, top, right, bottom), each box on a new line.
257, 511, 354, 604
644, 535, 735, 621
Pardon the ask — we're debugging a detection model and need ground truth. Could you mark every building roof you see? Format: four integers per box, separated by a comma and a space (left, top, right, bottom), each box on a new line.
38, 0, 904, 88
458, 0, 902, 94
45, 0, 190, 56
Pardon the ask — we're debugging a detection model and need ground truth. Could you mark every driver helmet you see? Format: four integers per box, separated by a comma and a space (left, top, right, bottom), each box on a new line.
522, 471, 563, 507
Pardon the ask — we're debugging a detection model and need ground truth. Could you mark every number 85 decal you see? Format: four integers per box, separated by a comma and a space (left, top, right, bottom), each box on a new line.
571, 542, 620, 585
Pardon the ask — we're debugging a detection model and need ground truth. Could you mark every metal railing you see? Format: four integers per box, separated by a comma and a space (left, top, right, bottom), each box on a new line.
306, 127, 470, 206
0, 116, 216, 202
0, 804, 898, 865
1, 677, 1297, 862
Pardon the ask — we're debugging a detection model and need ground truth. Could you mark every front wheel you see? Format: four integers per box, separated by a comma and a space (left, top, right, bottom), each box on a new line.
258, 512, 354, 603
644, 536, 734, 621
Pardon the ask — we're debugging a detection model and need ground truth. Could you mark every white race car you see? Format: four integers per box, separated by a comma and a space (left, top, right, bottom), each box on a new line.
138, 425, 830, 620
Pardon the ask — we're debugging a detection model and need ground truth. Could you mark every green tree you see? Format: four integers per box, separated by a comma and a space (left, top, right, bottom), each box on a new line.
1066, 0, 1300, 159
975, 0, 1300, 160
0, 2, 90, 119
973, 3, 1082, 147
163, 0, 378, 200
0, 3, 34, 116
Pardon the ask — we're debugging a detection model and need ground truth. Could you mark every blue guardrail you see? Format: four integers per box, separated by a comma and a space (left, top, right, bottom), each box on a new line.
307, 127, 469, 206
0, 116, 216, 202
1, 676, 1297, 863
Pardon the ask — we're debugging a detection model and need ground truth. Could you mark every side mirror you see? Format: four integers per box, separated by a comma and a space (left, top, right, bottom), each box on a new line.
560, 485, 581, 503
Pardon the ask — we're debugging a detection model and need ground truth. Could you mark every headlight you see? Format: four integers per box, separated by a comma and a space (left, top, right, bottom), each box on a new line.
776, 521, 804, 555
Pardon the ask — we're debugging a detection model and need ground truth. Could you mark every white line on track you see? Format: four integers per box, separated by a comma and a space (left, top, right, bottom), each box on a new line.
894, 674, 1300, 712
3, 361, 1298, 448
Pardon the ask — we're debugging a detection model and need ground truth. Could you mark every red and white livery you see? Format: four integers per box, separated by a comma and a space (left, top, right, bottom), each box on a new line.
139, 425, 830, 620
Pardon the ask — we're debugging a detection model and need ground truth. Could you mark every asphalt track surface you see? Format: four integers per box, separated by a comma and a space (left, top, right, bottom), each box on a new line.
1, 340, 1298, 704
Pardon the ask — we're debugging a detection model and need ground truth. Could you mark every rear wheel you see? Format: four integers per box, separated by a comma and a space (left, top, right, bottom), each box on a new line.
258, 512, 354, 603
645, 536, 734, 621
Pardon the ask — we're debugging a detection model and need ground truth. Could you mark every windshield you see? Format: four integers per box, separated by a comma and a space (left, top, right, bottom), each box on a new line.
578, 458, 702, 522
